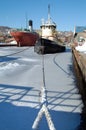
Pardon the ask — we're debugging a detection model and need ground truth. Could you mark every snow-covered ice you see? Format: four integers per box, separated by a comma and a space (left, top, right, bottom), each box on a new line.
0, 47, 83, 130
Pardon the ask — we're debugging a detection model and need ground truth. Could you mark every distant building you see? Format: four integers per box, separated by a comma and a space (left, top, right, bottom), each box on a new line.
0, 36, 4, 42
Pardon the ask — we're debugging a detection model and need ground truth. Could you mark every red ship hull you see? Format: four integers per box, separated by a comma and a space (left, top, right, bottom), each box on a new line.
10, 31, 39, 46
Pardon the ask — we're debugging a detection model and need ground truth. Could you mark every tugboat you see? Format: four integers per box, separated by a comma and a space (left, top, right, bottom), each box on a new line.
34, 5, 65, 54
10, 20, 39, 47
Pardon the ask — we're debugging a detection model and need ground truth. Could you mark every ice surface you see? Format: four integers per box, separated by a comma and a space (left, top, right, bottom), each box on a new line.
0, 47, 83, 130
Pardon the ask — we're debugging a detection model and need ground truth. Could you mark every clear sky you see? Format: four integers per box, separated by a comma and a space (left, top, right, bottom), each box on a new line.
0, 0, 86, 31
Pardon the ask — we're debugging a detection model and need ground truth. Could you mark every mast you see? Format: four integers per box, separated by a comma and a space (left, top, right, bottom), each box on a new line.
73, 26, 76, 35
48, 4, 51, 22
25, 12, 28, 29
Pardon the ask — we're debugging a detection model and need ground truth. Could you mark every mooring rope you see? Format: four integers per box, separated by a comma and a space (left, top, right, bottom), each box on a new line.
42, 55, 46, 89
32, 55, 56, 130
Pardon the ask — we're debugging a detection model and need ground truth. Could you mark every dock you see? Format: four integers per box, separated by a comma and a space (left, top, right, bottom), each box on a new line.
0, 43, 17, 47
72, 47, 86, 130
72, 47, 86, 83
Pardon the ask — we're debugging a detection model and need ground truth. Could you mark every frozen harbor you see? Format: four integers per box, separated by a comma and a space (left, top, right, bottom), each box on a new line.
0, 46, 83, 130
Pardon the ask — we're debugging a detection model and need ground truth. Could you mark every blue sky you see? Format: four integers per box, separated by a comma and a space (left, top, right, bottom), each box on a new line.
0, 0, 86, 31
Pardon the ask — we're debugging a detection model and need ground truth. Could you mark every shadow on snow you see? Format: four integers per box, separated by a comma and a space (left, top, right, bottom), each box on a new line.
0, 83, 81, 130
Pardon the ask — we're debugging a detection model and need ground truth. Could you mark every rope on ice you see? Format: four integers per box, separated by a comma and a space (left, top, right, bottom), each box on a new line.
32, 55, 56, 130
32, 104, 56, 130
32, 106, 44, 129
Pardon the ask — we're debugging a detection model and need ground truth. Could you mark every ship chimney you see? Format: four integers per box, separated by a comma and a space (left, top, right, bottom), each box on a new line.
29, 20, 33, 32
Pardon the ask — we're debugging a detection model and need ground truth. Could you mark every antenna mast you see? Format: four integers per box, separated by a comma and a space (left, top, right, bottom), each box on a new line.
25, 12, 28, 29
48, 4, 51, 22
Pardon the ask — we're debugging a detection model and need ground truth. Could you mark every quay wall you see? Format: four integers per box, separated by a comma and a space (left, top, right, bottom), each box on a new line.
72, 48, 86, 83
72, 47, 86, 130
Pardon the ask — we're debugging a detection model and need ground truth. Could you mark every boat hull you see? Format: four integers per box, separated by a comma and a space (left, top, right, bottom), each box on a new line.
10, 31, 39, 47
34, 38, 66, 54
